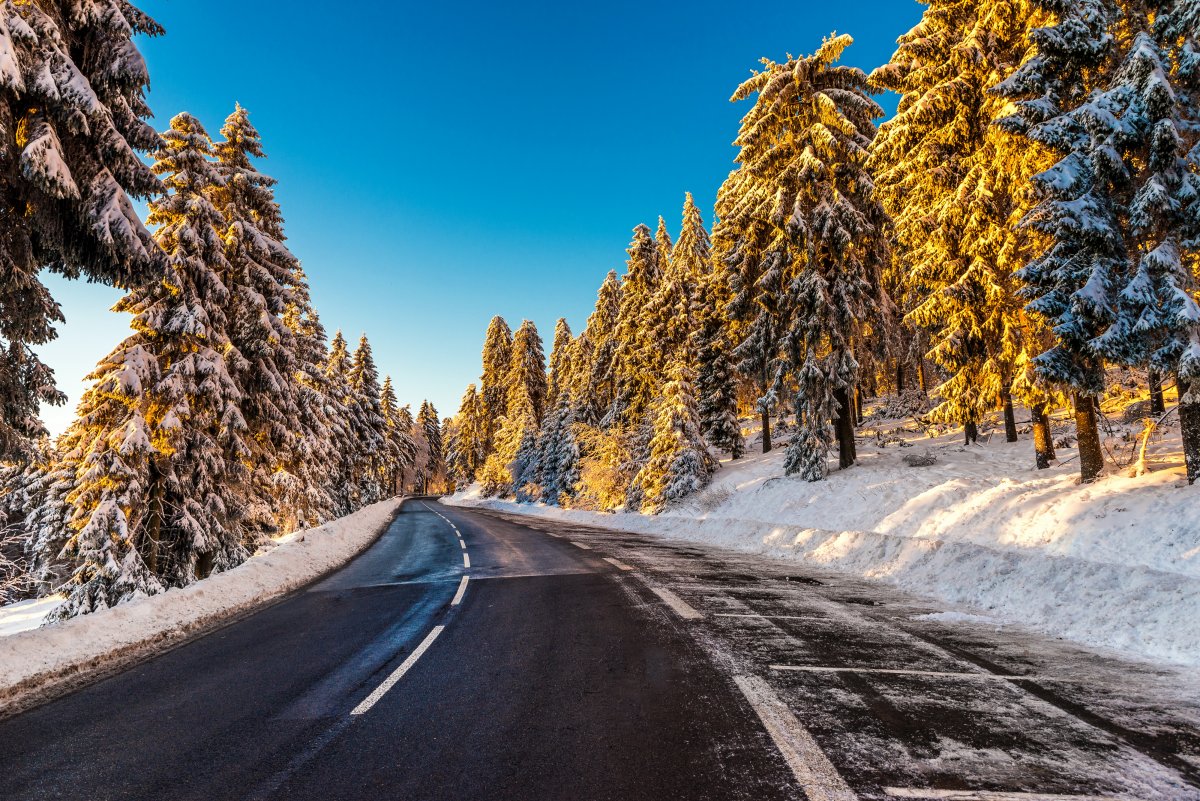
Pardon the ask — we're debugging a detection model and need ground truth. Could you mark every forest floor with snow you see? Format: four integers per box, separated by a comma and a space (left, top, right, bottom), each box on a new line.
0, 498, 403, 718
448, 380, 1200, 669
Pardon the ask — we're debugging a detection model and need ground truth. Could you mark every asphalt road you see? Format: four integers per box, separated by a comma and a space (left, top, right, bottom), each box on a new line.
1, 499, 1198, 801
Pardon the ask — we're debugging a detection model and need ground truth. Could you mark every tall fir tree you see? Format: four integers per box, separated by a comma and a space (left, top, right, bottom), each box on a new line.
628, 360, 717, 512
479, 315, 513, 453
323, 331, 357, 514
996, 0, 1123, 482
723, 35, 889, 479
417, 400, 444, 493
509, 320, 548, 425
210, 104, 305, 534
870, 0, 1050, 447
536, 394, 580, 506
547, 318, 574, 410
446, 383, 485, 487
55, 113, 251, 615
610, 224, 663, 428
349, 334, 388, 505
380, 376, 415, 496
0, 1, 165, 458
580, 270, 622, 424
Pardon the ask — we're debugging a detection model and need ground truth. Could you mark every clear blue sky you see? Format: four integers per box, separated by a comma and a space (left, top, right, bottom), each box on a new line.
40, 0, 925, 434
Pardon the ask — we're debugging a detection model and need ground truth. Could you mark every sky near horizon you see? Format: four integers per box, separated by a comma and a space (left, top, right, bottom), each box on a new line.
39, 0, 925, 435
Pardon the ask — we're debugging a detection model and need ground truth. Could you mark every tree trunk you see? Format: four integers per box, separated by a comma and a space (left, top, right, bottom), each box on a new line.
145, 457, 164, 576
1032, 402, 1056, 470
895, 360, 906, 395
761, 409, 772, 454
1149, 370, 1165, 415
854, 387, 864, 423
964, 419, 979, 446
834, 387, 856, 469
1074, 392, 1104, 483
1002, 392, 1019, 443
917, 359, 929, 396
1179, 378, 1200, 485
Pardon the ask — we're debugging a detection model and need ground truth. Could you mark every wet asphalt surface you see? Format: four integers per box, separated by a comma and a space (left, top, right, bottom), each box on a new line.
1, 498, 1198, 800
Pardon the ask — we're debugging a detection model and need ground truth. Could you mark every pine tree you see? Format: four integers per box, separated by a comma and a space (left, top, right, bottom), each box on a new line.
480, 315, 513, 453
547, 318, 574, 409
349, 335, 387, 505
509, 320, 548, 424
996, 0, 1124, 482
870, 0, 1049, 446
380, 376, 415, 496
0, 1, 164, 458
279, 286, 338, 526
417, 400, 444, 493
722, 35, 889, 479
579, 271, 622, 424
536, 394, 580, 506
210, 104, 303, 535
55, 113, 250, 614
324, 331, 357, 514
610, 225, 663, 427
629, 360, 717, 513
446, 383, 484, 487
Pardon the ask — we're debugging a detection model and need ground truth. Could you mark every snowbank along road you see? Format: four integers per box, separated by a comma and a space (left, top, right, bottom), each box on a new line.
1, 498, 1198, 800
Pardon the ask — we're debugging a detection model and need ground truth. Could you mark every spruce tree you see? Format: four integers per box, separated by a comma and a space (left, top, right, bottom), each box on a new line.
323, 331, 357, 513
349, 335, 388, 505
579, 271, 622, 424
996, 0, 1123, 482
380, 376, 416, 496
446, 383, 485, 487
536, 394, 580, 506
0, 1, 164, 458
547, 318, 574, 409
211, 104, 303, 534
417, 400, 444, 493
629, 360, 717, 513
479, 315, 513, 453
610, 225, 663, 427
870, 0, 1049, 446
723, 35, 889, 479
509, 320, 548, 424
55, 114, 250, 614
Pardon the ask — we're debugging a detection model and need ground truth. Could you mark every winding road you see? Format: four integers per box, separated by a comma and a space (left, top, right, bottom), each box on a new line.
1, 499, 1197, 801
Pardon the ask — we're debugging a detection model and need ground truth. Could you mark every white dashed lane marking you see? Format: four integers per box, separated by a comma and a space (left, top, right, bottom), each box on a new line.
570, 541, 592, 550
451, 576, 469, 606
351, 626, 445, 716
603, 557, 634, 571
733, 674, 857, 801
463, 552, 470, 569
649, 587, 703, 621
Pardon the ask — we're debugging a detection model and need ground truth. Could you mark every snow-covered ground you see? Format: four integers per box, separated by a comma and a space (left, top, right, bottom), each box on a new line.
447, 400, 1200, 669
0, 498, 402, 715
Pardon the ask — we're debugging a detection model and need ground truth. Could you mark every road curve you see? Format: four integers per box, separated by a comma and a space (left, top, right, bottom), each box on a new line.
0, 499, 799, 801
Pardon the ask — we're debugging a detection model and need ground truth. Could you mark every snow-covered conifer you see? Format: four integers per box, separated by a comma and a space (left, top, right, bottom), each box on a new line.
417, 400, 444, 493
629, 361, 717, 513
0, 1, 164, 457
349, 335, 388, 505
610, 225, 663, 427
509, 320, 548, 425
871, 0, 1049, 447
480, 316, 513, 452
579, 271, 622, 424
536, 395, 580, 506
547, 318, 574, 409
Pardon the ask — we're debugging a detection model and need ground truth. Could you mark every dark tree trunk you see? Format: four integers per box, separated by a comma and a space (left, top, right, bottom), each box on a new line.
761, 409, 772, 454
1075, 392, 1104, 483
964, 419, 979, 445
834, 387, 856, 469
145, 457, 164, 576
1032, 402, 1056, 469
917, 359, 929, 396
895, 360, 906, 394
1179, 378, 1200, 485
1002, 392, 1019, 443
855, 387, 864, 423
1149, 370, 1166, 415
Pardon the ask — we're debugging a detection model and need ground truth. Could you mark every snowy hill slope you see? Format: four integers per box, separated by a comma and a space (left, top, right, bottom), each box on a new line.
448, 403, 1200, 668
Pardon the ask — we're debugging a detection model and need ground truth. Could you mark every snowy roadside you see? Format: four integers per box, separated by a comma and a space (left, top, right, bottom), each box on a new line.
0, 498, 404, 719
444, 435, 1200, 669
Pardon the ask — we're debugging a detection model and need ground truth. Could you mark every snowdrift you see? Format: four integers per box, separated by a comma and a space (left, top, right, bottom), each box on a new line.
447, 428, 1200, 668
0, 498, 403, 718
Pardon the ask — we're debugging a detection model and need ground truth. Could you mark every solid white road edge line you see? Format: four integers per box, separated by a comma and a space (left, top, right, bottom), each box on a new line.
603, 557, 634, 571
883, 789, 1132, 801
451, 576, 469, 606
351, 626, 445, 716
571, 541, 592, 550
732, 674, 857, 801
716, 613, 830, 621
650, 587, 703, 620
770, 665, 1073, 682
463, 553, 470, 568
